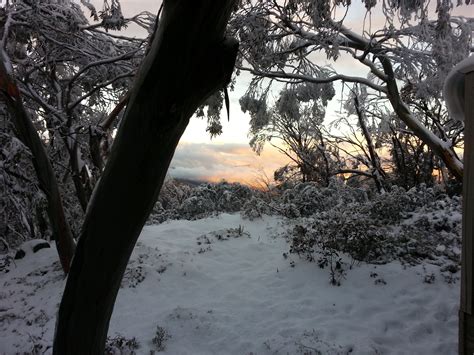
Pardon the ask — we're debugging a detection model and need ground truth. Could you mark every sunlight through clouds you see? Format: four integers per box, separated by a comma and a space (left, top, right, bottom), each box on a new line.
170, 142, 290, 185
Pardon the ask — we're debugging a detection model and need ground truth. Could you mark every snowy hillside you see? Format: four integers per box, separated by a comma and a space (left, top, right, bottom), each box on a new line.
0, 213, 458, 354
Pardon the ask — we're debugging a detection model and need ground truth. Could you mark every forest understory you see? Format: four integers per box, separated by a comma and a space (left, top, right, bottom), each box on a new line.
0, 181, 462, 354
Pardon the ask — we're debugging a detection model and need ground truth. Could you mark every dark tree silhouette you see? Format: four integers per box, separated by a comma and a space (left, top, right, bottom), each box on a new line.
53, 0, 238, 353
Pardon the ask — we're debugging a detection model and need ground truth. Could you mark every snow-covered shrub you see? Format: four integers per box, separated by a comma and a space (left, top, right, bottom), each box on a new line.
289, 208, 390, 265
179, 194, 216, 219
406, 183, 439, 206
158, 179, 192, 210
241, 196, 271, 220
280, 202, 301, 218
361, 184, 447, 224
361, 185, 415, 224
212, 181, 253, 212
285, 183, 462, 282
147, 202, 170, 224
148, 181, 257, 223
394, 195, 462, 267
277, 181, 368, 217
280, 183, 325, 216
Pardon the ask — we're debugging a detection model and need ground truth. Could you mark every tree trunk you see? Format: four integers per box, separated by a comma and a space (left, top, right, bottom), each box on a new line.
64, 128, 90, 212
459, 70, 474, 355
353, 95, 386, 192
0, 55, 76, 274
53, 1, 238, 353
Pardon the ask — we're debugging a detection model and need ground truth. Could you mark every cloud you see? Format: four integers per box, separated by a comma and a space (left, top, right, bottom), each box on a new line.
169, 142, 290, 185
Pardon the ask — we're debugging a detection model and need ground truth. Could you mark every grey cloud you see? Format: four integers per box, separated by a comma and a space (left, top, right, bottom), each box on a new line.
169, 142, 289, 183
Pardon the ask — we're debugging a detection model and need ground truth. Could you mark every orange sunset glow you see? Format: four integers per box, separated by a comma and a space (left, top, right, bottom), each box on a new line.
170, 142, 291, 186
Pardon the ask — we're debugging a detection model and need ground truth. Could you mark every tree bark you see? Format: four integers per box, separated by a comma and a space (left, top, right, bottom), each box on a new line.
53, 1, 238, 353
65, 128, 90, 212
0, 54, 76, 274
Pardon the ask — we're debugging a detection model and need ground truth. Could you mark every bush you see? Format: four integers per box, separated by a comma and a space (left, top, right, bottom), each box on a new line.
152, 326, 171, 352
105, 335, 140, 355
278, 181, 368, 217
148, 180, 257, 223
289, 209, 391, 265
241, 196, 271, 220
285, 183, 462, 283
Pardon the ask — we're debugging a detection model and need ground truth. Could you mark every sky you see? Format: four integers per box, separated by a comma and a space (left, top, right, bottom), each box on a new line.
94, 0, 472, 185
99, 0, 293, 184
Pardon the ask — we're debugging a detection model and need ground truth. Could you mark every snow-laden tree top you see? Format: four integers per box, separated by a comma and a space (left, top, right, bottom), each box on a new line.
228, 0, 473, 180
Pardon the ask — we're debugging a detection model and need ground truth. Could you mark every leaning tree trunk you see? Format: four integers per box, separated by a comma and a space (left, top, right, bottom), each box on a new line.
335, 25, 464, 181
380, 57, 464, 180
53, 1, 238, 353
0, 54, 76, 274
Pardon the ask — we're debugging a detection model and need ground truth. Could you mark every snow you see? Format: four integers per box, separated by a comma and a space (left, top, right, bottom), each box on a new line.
1, 214, 459, 354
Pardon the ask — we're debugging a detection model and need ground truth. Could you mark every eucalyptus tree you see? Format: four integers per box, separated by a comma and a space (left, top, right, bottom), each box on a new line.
4, 0, 153, 206
0, 0, 153, 268
329, 86, 388, 191
3, 0, 238, 350
230, 0, 473, 181
241, 80, 341, 185
52, 0, 238, 351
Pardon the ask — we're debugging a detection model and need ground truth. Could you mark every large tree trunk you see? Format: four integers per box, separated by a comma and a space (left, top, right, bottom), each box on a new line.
0, 54, 76, 274
53, 1, 238, 353
459, 70, 474, 355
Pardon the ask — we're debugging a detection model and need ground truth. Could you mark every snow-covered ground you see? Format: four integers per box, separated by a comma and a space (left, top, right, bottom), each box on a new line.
0, 214, 459, 354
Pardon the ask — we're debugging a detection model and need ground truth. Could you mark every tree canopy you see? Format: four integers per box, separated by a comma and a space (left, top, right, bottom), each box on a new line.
229, 0, 472, 184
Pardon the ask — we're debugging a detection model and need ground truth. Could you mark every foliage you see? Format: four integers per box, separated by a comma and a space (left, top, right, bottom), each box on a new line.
284, 183, 462, 284
148, 180, 256, 223
241, 78, 339, 185
105, 334, 140, 355
0, 122, 48, 248
230, 0, 472, 181
241, 195, 272, 220
148, 178, 461, 286
0, 0, 153, 248
278, 180, 367, 217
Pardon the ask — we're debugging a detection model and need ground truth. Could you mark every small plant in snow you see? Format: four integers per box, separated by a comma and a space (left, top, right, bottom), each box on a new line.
227, 226, 250, 239
152, 326, 171, 352
197, 234, 212, 245
121, 265, 146, 288
317, 247, 346, 286
236, 225, 245, 236
423, 273, 436, 284
204, 227, 251, 241
105, 334, 140, 355
0, 254, 14, 273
